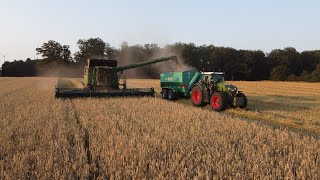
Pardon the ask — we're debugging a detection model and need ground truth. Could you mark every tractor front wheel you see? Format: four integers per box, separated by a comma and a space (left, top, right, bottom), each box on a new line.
237, 92, 247, 108
210, 92, 228, 111
191, 86, 203, 106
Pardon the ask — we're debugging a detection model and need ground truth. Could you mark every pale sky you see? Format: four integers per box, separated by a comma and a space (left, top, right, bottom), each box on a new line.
0, 0, 320, 65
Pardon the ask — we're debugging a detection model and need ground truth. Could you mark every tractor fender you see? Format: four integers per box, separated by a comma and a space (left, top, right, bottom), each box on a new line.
191, 82, 205, 91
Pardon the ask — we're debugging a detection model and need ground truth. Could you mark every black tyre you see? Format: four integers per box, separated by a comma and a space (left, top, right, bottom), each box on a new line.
191, 86, 203, 106
162, 88, 168, 99
237, 92, 247, 108
168, 89, 175, 100
210, 92, 228, 111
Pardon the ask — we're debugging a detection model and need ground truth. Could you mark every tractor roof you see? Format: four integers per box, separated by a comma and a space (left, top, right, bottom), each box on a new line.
202, 72, 225, 75
213, 72, 225, 75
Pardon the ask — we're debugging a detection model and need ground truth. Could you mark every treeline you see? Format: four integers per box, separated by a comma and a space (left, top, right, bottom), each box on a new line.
2, 38, 320, 81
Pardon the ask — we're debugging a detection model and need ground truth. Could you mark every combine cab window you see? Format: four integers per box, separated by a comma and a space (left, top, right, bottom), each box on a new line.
88, 59, 118, 67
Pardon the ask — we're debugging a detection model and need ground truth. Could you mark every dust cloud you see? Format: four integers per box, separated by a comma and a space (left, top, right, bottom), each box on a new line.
36, 63, 83, 78
35, 63, 84, 90
151, 48, 194, 73
118, 47, 195, 79
34, 47, 195, 80
36, 77, 56, 90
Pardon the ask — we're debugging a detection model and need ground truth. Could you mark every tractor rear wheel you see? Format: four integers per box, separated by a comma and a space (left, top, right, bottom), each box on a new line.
237, 92, 247, 108
168, 89, 175, 100
191, 86, 203, 106
210, 92, 228, 111
162, 89, 168, 99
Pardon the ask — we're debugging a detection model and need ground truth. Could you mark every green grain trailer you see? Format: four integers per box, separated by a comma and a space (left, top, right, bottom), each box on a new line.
160, 70, 247, 111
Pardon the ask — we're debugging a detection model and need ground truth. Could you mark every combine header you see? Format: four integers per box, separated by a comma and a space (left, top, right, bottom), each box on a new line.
55, 56, 178, 98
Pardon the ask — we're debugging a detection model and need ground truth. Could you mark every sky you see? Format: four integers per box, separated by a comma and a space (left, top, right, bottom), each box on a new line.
0, 0, 319, 65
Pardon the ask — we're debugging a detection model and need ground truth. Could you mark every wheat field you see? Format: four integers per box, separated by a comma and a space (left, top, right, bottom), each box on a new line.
0, 77, 319, 179
127, 79, 320, 135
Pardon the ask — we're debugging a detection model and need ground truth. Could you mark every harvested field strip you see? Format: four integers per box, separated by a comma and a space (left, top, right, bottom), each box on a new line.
56, 79, 80, 88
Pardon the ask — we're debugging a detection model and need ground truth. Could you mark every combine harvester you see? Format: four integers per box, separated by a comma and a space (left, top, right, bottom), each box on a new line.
160, 70, 247, 111
55, 56, 178, 98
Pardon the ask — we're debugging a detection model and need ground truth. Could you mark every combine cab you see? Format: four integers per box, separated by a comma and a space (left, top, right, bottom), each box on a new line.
55, 56, 178, 98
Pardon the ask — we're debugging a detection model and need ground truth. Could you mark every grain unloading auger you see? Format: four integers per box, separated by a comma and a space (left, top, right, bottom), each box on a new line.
55, 56, 178, 98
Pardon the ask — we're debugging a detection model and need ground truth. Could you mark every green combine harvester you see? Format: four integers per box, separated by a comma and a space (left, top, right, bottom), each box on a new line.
55, 56, 178, 98
160, 70, 247, 111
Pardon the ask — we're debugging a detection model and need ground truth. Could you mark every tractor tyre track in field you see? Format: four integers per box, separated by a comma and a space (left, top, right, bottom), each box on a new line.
67, 99, 101, 179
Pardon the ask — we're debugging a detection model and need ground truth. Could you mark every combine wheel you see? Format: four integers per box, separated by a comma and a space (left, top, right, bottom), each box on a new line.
191, 86, 203, 106
237, 92, 247, 108
210, 92, 228, 111
162, 89, 168, 99
168, 89, 175, 100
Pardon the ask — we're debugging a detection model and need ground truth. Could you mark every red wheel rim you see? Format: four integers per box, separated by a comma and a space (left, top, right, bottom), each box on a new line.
192, 90, 200, 103
211, 95, 220, 109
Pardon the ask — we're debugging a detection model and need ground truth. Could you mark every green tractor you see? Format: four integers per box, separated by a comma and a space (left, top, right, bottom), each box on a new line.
160, 70, 247, 111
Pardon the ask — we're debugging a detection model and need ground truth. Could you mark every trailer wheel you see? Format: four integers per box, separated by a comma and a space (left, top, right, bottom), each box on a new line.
237, 92, 247, 108
168, 89, 175, 100
210, 92, 228, 111
191, 86, 203, 106
162, 89, 168, 99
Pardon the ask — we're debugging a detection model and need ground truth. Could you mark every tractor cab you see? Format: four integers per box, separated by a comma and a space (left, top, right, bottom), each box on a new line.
201, 72, 213, 86
211, 72, 225, 83
201, 72, 226, 89
201, 72, 225, 83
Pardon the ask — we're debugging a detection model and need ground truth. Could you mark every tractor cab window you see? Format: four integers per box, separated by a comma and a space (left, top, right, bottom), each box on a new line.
212, 74, 224, 83
205, 76, 209, 83
202, 75, 211, 86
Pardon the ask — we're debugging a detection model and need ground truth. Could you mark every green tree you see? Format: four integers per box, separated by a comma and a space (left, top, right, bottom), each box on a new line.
301, 50, 320, 72
268, 47, 302, 78
270, 65, 289, 81
240, 50, 268, 80
309, 64, 320, 81
74, 37, 116, 63
209, 47, 243, 80
165, 42, 201, 69
36, 40, 72, 62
